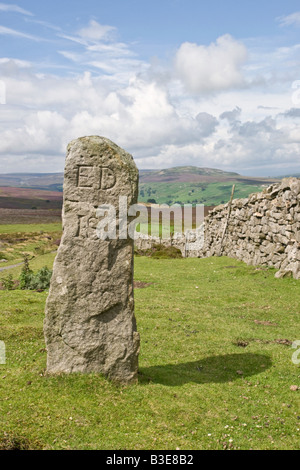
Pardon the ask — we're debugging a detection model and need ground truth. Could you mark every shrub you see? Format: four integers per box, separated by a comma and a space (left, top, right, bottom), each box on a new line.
151, 245, 183, 259
135, 244, 182, 259
18, 255, 52, 291
1, 274, 14, 290
29, 266, 52, 291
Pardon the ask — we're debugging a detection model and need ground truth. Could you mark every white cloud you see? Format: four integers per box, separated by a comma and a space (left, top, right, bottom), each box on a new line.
211, 116, 300, 172
78, 20, 116, 42
58, 21, 123, 52
278, 11, 300, 27
0, 25, 41, 41
0, 20, 299, 176
0, 3, 33, 16
0, 57, 31, 68
174, 34, 248, 93
0, 60, 221, 171
57, 20, 145, 81
136, 113, 300, 175
282, 108, 300, 118
0, 110, 68, 155
195, 112, 218, 137
57, 34, 87, 46
220, 107, 242, 123
24, 18, 61, 32
0, 55, 299, 176
87, 42, 135, 57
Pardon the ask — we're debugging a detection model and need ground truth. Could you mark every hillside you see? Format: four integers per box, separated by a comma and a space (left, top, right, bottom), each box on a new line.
275, 173, 300, 179
138, 166, 280, 206
0, 186, 63, 224
0, 187, 62, 210
0, 167, 281, 209
139, 166, 240, 183
0, 173, 63, 192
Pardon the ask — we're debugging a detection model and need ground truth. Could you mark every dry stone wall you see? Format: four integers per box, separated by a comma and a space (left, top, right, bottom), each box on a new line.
135, 178, 300, 279
200, 177, 300, 279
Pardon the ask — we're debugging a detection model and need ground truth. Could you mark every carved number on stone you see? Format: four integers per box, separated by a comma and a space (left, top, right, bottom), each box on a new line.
77, 165, 116, 190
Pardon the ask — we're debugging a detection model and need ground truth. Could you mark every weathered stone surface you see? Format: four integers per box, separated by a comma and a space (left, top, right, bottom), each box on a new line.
44, 136, 140, 383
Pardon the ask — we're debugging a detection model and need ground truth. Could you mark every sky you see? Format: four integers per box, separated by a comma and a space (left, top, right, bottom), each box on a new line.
0, 1, 300, 176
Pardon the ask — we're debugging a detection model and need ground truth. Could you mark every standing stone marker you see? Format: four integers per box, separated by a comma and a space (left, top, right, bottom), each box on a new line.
44, 136, 140, 384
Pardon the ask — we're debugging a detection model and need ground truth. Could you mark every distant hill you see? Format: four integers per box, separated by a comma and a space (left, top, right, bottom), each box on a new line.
274, 173, 300, 179
138, 166, 280, 206
0, 186, 62, 211
139, 166, 240, 183
0, 173, 63, 192
0, 167, 281, 208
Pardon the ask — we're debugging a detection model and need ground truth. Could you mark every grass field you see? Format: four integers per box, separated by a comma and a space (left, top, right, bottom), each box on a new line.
0, 223, 61, 235
0, 231, 300, 450
0, 224, 61, 277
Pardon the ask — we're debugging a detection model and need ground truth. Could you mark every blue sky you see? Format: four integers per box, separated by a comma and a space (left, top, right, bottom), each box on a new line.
0, 0, 300, 175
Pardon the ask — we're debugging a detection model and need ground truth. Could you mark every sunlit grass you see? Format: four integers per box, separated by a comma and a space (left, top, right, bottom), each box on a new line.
0, 223, 62, 234
0, 253, 299, 450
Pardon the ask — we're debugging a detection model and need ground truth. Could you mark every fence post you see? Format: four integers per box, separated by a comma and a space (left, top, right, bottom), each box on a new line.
217, 184, 235, 257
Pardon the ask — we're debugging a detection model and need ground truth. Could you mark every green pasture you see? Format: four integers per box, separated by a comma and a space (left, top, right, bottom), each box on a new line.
0, 227, 299, 450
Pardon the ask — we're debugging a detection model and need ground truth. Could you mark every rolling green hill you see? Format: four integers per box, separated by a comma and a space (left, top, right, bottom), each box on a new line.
0, 167, 281, 208
138, 166, 280, 206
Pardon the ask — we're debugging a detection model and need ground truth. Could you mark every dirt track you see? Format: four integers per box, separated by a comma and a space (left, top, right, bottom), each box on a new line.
0, 262, 23, 272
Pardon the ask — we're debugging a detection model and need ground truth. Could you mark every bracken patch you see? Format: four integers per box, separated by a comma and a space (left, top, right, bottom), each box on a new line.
0, 433, 42, 450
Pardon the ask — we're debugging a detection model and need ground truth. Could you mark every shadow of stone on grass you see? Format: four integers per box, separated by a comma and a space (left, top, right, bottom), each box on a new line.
138, 353, 272, 386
